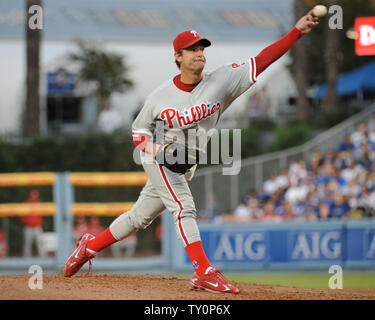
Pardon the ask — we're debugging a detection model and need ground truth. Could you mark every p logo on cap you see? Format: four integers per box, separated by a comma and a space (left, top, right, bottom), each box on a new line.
173, 30, 211, 53
190, 30, 198, 38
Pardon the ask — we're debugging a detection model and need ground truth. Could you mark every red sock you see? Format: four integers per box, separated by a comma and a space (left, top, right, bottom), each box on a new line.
86, 228, 118, 253
185, 241, 212, 276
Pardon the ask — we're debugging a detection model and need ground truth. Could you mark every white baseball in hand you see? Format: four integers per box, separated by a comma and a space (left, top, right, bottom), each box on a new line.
312, 5, 328, 18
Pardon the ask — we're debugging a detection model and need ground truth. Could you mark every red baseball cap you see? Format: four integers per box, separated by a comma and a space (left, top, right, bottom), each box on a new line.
173, 30, 211, 53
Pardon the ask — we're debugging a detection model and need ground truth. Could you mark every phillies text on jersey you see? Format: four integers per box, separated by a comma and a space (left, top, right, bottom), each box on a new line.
160, 101, 221, 129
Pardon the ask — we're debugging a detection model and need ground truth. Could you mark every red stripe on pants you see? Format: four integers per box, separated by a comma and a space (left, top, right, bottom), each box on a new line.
158, 165, 189, 246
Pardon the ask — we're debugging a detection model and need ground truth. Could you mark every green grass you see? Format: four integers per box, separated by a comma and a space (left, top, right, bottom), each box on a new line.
227, 273, 375, 290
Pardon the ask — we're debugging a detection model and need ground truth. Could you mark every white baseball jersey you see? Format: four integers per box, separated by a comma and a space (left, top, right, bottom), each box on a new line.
132, 57, 257, 151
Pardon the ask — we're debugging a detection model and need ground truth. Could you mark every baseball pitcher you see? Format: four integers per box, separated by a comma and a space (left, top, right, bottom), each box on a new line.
63, 10, 319, 294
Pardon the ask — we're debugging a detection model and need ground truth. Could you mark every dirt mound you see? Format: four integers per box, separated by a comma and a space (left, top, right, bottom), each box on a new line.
0, 274, 374, 300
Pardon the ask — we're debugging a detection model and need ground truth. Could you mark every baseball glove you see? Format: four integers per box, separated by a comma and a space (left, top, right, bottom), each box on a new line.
155, 142, 201, 174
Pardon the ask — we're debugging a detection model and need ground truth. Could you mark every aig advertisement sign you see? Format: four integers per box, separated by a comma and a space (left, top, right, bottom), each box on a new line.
355, 17, 375, 56
197, 228, 344, 266
175, 221, 375, 271
288, 231, 343, 261
346, 226, 375, 262
207, 231, 268, 263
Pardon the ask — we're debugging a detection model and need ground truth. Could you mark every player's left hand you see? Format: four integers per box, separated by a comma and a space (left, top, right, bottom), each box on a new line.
155, 142, 202, 174
295, 9, 319, 35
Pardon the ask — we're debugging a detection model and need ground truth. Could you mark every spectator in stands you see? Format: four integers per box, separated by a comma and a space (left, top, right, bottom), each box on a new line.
20, 189, 45, 257
233, 197, 252, 222
338, 135, 355, 152
72, 216, 88, 244
155, 223, 162, 241
323, 151, 336, 165
341, 162, 360, 184
331, 168, 347, 194
260, 202, 282, 223
279, 200, 297, 221
346, 177, 363, 201
248, 200, 263, 221
334, 149, 348, 170
321, 186, 335, 206
359, 186, 375, 218
97, 104, 123, 133
0, 228, 8, 258
317, 201, 331, 220
269, 187, 285, 208
241, 191, 262, 221
231, 117, 375, 223
326, 177, 340, 196
302, 205, 318, 222
275, 169, 289, 190
289, 160, 300, 178
299, 161, 308, 181
263, 174, 279, 196
285, 179, 309, 205
365, 163, 375, 190
305, 173, 317, 191
293, 199, 308, 218
247, 92, 261, 121
306, 188, 320, 210
289, 160, 307, 186
367, 125, 375, 148
330, 194, 350, 220
316, 160, 335, 186
309, 151, 324, 175
358, 148, 373, 172
247, 191, 259, 206
350, 123, 368, 149
85, 216, 105, 236
366, 143, 375, 162
198, 193, 222, 222
256, 187, 270, 203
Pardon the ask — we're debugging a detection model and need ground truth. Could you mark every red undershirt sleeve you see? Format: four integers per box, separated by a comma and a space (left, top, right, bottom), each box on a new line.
254, 27, 303, 77
132, 132, 152, 153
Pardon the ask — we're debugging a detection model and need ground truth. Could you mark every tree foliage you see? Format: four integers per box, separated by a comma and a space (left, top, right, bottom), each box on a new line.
70, 40, 134, 109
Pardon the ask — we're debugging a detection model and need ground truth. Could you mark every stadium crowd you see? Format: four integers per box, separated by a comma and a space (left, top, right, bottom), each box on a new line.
209, 117, 375, 224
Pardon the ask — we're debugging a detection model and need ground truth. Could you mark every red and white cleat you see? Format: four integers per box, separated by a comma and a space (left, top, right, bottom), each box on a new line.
62, 233, 96, 277
190, 267, 239, 294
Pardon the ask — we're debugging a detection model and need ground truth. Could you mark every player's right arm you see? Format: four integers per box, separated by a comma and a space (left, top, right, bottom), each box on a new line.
215, 10, 318, 115
254, 9, 318, 77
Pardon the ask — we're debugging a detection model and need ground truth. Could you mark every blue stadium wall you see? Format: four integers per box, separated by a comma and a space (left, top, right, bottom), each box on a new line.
164, 215, 375, 272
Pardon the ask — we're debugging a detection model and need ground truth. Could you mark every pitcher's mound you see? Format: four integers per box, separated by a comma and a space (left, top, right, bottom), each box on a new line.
0, 274, 374, 300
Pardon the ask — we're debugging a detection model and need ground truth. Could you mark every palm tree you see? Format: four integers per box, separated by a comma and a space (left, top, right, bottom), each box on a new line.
69, 40, 134, 110
293, 0, 309, 121
24, 0, 42, 138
